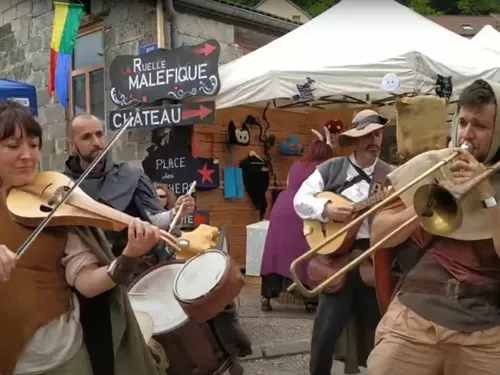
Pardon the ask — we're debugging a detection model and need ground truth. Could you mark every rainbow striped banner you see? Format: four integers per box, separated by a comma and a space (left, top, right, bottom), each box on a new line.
48, 1, 85, 110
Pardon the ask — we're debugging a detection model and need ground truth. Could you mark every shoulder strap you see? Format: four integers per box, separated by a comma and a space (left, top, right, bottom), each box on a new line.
348, 159, 372, 184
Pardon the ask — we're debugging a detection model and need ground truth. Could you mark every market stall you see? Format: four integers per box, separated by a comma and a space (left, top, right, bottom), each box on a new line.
214, 0, 500, 110
472, 25, 500, 54
0, 78, 38, 116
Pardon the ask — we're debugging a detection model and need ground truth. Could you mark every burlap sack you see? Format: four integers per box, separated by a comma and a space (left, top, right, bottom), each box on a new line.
396, 96, 448, 160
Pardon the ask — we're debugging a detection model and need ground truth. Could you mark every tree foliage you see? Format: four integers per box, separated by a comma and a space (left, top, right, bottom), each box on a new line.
230, 0, 500, 16
406, 0, 442, 15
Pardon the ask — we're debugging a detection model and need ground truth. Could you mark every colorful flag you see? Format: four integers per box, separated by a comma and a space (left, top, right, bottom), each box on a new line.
48, 1, 85, 110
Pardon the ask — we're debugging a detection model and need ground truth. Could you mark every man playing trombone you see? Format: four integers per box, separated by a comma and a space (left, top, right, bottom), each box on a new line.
293, 109, 394, 375
368, 79, 500, 375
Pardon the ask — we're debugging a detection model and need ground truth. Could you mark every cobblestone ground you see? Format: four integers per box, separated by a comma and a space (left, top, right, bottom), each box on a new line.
232, 286, 367, 375
243, 354, 367, 375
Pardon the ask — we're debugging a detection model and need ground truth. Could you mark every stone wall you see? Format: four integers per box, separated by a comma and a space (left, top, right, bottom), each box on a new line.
0, 0, 66, 170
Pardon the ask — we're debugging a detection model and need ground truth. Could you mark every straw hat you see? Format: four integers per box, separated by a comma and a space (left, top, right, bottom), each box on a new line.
338, 109, 389, 147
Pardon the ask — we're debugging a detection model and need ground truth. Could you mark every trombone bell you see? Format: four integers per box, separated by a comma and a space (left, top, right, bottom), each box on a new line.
413, 183, 463, 235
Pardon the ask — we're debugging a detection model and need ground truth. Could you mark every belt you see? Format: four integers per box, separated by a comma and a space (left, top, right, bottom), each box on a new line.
400, 279, 499, 300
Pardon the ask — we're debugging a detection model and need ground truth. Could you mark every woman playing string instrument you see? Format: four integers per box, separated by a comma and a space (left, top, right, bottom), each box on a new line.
0, 102, 165, 375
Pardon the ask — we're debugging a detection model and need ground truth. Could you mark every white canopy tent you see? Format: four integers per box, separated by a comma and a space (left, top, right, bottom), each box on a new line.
472, 25, 500, 53
214, 0, 500, 110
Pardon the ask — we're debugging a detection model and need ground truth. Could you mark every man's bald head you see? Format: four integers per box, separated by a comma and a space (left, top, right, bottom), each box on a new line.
68, 114, 107, 165
69, 114, 103, 138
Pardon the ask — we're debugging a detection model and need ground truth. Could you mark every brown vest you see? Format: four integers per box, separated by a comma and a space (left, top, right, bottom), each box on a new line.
0, 203, 72, 375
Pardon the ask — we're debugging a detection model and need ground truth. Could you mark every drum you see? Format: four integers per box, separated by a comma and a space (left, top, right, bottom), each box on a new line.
128, 261, 235, 375
173, 250, 246, 323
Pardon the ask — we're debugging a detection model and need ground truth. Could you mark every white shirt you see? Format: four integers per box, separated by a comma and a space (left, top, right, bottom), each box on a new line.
293, 155, 377, 239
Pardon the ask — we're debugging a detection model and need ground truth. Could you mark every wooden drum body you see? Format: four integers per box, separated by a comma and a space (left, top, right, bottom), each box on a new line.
128, 261, 235, 375
173, 250, 246, 323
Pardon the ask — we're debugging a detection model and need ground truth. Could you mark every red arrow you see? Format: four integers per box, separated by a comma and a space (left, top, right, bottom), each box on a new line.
192, 43, 216, 56
182, 104, 213, 120
193, 213, 207, 226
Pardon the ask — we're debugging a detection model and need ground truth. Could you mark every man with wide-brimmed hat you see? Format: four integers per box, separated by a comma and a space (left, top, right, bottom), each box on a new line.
293, 109, 394, 375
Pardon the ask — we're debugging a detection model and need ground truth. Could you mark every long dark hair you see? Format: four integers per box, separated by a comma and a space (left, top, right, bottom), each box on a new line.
300, 140, 333, 164
0, 101, 42, 146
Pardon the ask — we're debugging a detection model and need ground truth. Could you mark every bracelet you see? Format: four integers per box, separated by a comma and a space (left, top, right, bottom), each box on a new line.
107, 254, 140, 286
482, 196, 497, 209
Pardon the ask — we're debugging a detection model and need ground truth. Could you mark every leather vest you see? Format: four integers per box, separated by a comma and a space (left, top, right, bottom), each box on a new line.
0, 202, 71, 375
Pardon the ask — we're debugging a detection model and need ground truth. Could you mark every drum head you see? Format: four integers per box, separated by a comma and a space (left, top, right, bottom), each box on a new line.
174, 250, 227, 301
134, 311, 154, 343
129, 263, 189, 334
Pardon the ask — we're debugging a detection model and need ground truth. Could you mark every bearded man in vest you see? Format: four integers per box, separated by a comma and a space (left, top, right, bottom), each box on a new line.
293, 109, 394, 375
0, 102, 165, 375
368, 79, 500, 375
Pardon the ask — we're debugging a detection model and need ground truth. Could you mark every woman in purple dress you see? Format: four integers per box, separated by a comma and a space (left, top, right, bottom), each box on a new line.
260, 133, 337, 311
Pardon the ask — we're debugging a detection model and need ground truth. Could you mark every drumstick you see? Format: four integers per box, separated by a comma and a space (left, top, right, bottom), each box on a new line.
168, 181, 197, 233
159, 231, 181, 252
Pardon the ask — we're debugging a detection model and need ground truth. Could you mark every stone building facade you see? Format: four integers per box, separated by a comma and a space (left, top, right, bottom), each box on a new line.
0, 0, 298, 170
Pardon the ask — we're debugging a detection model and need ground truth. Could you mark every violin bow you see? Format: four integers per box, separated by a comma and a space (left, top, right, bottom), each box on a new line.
168, 180, 197, 233
15, 115, 138, 258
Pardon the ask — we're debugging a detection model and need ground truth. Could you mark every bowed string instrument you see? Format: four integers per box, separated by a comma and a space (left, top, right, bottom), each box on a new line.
7, 113, 182, 259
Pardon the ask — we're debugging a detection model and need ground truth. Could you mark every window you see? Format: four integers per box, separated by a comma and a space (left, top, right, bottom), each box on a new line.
292, 15, 301, 21
69, 23, 104, 123
461, 24, 474, 30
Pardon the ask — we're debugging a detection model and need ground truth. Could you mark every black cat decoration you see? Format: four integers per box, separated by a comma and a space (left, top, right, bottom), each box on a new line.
435, 75, 453, 99
227, 120, 250, 146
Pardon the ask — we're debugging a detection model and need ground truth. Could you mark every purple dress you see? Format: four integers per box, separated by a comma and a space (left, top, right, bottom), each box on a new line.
260, 161, 318, 299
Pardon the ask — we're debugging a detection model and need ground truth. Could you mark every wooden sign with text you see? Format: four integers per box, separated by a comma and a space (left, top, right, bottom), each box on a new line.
108, 101, 215, 131
109, 39, 221, 106
142, 127, 197, 195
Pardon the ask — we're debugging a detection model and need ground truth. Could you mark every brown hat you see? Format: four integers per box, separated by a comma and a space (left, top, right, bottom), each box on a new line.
338, 109, 388, 147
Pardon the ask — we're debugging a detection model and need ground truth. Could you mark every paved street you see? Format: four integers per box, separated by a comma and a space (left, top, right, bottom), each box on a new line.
234, 286, 367, 375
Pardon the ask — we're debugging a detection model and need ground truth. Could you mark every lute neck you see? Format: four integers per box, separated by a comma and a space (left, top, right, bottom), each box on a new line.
352, 190, 387, 213
67, 192, 133, 227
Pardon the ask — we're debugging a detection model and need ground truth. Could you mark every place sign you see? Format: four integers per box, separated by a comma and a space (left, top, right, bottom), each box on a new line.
108, 101, 215, 131
142, 126, 197, 194
109, 39, 221, 106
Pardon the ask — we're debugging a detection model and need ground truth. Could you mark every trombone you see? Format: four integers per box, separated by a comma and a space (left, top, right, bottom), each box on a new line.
287, 141, 479, 298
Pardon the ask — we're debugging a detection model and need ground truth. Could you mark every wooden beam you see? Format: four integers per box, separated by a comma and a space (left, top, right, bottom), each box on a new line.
157, 0, 166, 49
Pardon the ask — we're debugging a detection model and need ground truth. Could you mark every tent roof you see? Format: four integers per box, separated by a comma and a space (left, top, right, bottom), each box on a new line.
0, 78, 35, 90
215, 0, 500, 111
0, 78, 39, 116
472, 25, 500, 53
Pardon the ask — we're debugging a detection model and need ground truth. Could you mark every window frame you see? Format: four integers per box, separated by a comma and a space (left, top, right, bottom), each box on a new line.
68, 21, 104, 120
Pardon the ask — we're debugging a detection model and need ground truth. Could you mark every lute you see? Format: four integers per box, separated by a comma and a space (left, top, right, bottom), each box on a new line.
302, 187, 388, 256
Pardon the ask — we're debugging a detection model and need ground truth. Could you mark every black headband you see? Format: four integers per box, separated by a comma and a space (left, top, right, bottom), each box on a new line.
352, 115, 386, 130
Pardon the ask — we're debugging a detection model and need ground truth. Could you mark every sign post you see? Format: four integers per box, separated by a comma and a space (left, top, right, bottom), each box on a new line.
108, 2, 221, 230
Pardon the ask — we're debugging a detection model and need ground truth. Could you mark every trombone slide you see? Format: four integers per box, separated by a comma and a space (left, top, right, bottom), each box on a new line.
292, 216, 419, 298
